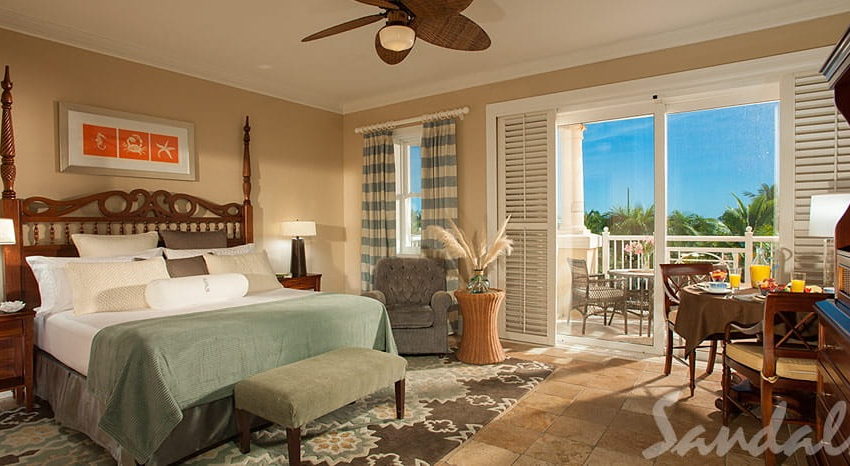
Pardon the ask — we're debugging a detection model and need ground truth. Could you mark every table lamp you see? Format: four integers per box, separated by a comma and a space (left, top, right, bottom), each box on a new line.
281, 220, 316, 278
0, 218, 15, 245
808, 193, 850, 286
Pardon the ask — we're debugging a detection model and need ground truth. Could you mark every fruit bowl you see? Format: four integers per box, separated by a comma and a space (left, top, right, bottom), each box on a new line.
710, 269, 728, 282
758, 278, 780, 296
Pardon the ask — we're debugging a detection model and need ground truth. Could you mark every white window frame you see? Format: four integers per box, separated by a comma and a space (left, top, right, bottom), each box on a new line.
393, 126, 423, 256
485, 47, 832, 354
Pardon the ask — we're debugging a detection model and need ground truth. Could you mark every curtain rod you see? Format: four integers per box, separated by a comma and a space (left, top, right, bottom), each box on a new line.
354, 107, 469, 134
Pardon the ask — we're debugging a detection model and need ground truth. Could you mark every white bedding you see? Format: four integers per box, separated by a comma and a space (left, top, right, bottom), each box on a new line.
35, 287, 315, 376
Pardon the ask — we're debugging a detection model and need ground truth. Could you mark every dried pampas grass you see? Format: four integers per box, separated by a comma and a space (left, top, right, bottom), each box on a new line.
425, 217, 513, 275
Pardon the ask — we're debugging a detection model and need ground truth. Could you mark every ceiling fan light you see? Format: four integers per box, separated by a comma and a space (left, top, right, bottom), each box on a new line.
379, 25, 415, 52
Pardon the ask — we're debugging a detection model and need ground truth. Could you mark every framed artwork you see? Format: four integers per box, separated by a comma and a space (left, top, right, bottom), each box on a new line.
58, 102, 197, 181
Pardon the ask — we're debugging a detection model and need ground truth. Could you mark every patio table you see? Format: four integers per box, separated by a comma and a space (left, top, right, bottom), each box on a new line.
674, 285, 763, 354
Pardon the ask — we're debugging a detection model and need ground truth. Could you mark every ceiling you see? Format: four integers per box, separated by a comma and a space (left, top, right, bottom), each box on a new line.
1, 0, 847, 113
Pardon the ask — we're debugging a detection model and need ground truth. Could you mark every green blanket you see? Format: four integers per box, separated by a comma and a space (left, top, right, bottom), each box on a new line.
86, 293, 396, 464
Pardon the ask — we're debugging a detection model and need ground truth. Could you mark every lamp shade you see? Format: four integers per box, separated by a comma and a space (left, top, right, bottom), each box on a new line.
808, 193, 850, 237
0, 218, 15, 245
281, 221, 316, 238
379, 25, 415, 52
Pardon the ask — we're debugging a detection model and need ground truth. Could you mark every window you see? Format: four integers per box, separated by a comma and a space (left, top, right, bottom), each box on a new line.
394, 127, 423, 255
667, 102, 778, 236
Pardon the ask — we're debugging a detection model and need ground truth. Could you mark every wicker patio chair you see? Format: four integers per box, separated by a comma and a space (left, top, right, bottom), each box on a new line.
568, 258, 627, 335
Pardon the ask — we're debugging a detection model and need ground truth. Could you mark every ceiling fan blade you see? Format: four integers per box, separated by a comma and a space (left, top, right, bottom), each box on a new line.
411, 14, 490, 51
302, 14, 385, 42
375, 33, 412, 65
401, 0, 474, 17
355, 0, 400, 9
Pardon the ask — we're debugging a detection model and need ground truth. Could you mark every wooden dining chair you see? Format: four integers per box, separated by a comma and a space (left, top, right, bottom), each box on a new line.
659, 263, 726, 396
721, 292, 827, 466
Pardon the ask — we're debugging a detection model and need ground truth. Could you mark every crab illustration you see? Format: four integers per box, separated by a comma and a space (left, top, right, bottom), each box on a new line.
122, 134, 145, 156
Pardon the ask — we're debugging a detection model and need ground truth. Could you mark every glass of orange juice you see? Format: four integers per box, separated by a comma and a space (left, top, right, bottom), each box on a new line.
791, 272, 806, 293
729, 266, 742, 290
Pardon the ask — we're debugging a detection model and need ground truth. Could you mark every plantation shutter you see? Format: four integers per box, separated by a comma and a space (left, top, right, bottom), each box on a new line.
792, 72, 850, 283
497, 111, 556, 345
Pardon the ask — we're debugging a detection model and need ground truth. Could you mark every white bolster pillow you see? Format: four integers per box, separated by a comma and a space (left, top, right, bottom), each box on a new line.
145, 273, 249, 310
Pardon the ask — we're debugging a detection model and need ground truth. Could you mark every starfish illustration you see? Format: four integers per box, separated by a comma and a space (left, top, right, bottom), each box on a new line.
156, 141, 176, 161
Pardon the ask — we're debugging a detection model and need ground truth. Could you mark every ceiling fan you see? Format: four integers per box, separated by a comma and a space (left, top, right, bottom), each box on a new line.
301, 0, 491, 65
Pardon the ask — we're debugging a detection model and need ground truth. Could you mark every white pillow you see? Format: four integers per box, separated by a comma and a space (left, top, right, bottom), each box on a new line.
164, 243, 255, 259
72, 231, 159, 258
203, 252, 281, 293
26, 248, 163, 313
66, 258, 170, 315
145, 273, 249, 311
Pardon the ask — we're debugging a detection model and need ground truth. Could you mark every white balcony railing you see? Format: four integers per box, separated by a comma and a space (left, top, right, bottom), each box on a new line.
600, 226, 779, 285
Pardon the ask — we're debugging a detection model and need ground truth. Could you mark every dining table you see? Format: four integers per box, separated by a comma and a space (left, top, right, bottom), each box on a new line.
674, 285, 765, 354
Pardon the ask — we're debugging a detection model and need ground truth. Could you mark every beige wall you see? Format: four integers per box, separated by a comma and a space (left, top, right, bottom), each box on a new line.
4, 13, 849, 296
341, 13, 850, 293
0, 28, 346, 291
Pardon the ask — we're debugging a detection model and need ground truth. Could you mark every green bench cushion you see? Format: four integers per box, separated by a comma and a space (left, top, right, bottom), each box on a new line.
234, 347, 407, 428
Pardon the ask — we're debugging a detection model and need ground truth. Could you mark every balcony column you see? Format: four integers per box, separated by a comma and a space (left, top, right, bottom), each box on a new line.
558, 124, 589, 234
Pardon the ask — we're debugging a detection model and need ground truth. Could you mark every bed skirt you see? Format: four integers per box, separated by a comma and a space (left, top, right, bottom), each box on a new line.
35, 350, 261, 465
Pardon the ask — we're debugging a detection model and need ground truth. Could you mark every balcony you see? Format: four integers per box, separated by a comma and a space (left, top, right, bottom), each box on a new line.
599, 226, 778, 281
557, 227, 778, 346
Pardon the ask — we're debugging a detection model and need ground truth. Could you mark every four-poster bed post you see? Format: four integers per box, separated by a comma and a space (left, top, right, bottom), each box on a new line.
1, 66, 22, 300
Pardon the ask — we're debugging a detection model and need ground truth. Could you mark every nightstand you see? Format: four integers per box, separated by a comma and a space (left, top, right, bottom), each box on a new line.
0, 309, 35, 410
277, 273, 322, 291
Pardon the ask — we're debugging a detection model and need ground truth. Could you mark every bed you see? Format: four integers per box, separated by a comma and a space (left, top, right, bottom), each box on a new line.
0, 67, 395, 465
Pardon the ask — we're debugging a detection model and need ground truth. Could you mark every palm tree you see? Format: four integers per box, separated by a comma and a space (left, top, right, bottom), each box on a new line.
718, 185, 775, 236
668, 210, 721, 236
743, 183, 775, 201
584, 209, 609, 234
607, 204, 654, 235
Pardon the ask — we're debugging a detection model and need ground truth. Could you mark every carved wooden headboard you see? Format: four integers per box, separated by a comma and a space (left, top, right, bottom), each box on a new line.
0, 66, 254, 305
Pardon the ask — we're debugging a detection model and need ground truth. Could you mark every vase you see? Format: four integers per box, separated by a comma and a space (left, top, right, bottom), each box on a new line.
467, 269, 490, 294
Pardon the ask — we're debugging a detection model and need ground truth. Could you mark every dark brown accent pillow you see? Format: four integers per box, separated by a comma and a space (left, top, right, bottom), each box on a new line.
135, 255, 209, 278
160, 230, 228, 249
164, 256, 209, 278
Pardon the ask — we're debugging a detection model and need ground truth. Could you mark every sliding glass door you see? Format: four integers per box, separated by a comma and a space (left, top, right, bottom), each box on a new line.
556, 111, 657, 347
552, 98, 778, 353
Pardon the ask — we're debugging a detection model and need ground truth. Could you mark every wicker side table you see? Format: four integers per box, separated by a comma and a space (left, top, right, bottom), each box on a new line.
454, 289, 506, 365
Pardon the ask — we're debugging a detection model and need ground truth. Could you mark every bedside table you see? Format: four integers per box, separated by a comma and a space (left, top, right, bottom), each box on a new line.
277, 273, 322, 291
0, 309, 35, 410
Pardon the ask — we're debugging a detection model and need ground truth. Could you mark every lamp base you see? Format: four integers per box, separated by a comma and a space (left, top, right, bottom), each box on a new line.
290, 237, 307, 278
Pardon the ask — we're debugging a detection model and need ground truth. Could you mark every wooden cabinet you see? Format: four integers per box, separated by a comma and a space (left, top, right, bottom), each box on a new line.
0, 310, 35, 410
278, 273, 322, 292
816, 300, 850, 465
815, 25, 850, 466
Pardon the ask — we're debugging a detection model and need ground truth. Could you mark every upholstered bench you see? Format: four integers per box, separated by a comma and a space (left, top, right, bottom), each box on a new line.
234, 347, 407, 466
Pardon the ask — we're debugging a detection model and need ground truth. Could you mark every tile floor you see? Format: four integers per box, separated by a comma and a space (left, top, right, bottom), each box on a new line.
439, 341, 811, 466
557, 309, 653, 346
0, 342, 810, 465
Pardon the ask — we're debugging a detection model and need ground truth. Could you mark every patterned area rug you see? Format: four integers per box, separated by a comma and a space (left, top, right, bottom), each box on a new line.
0, 356, 551, 465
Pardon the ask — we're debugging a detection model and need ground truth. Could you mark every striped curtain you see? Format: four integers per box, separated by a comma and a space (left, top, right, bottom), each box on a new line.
420, 118, 460, 290
360, 129, 396, 291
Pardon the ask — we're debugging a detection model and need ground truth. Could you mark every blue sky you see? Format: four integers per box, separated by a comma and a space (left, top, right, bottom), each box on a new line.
582, 102, 778, 218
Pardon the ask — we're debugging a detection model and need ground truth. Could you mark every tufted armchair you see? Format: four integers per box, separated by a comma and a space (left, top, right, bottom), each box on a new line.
362, 257, 453, 355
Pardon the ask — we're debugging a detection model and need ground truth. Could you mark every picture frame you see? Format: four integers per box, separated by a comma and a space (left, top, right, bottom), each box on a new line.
58, 102, 197, 181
